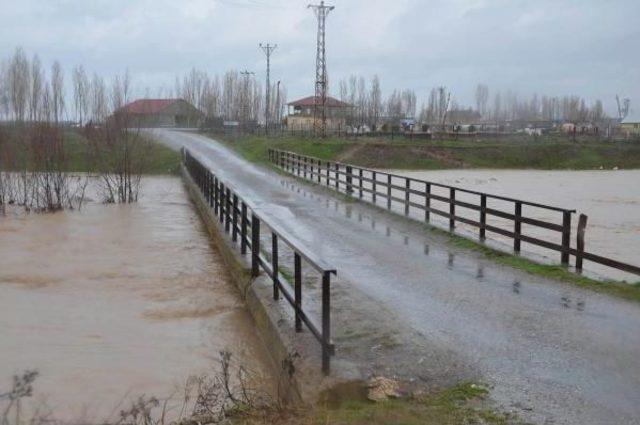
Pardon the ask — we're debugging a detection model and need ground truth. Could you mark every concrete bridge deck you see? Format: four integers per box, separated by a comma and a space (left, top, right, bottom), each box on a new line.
153, 129, 640, 425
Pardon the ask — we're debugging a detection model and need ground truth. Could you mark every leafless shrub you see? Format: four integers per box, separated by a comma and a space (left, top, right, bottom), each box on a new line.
0, 370, 39, 425
83, 72, 149, 204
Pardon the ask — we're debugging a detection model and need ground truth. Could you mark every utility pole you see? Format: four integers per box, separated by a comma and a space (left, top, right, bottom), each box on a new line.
275, 80, 281, 128
308, 1, 334, 138
259, 43, 277, 135
240, 70, 255, 133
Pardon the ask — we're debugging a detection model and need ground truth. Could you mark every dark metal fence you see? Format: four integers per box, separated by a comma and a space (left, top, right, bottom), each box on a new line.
183, 149, 337, 374
268, 149, 640, 278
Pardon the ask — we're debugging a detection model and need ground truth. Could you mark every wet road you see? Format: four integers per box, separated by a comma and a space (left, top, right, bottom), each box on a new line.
153, 130, 640, 425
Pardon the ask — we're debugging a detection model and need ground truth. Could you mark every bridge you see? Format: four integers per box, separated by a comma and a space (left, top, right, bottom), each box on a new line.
154, 129, 640, 425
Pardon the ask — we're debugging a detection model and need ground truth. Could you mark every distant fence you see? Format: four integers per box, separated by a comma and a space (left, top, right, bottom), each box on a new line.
268, 149, 640, 278
183, 149, 337, 374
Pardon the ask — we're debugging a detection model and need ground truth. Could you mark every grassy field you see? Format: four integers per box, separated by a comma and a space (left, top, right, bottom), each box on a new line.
2, 130, 181, 175
215, 133, 640, 170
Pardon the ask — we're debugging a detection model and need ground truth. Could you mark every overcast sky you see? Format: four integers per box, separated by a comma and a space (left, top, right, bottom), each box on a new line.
1, 0, 638, 112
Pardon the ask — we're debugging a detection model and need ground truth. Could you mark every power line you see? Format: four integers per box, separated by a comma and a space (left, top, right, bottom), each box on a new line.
259, 43, 277, 134
308, 1, 334, 137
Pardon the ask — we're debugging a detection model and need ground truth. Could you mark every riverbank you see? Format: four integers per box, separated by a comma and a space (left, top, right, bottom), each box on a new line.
215, 133, 640, 170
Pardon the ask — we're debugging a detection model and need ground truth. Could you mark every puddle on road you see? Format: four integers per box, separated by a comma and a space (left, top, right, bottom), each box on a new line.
0, 177, 272, 422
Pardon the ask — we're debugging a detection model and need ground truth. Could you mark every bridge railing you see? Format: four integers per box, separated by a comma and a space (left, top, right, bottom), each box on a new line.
268, 148, 640, 278
184, 149, 337, 375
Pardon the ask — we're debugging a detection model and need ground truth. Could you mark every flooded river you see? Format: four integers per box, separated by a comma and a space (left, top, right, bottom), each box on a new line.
383, 169, 640, 282
0, 177, 271, 422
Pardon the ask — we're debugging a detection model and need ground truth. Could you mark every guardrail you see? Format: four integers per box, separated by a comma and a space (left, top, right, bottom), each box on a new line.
268, 149, 640, 278
184, 149, 337, 374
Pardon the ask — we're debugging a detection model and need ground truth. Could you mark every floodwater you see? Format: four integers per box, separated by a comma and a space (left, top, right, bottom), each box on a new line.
383, 169, 640, 281
0, 177, 272, 422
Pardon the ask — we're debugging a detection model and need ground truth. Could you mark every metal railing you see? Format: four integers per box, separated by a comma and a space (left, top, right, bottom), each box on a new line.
268, 149, 640, 278
184, 149, 337, 374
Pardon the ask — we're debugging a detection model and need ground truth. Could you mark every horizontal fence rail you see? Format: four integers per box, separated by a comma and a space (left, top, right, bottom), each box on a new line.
268, 148, 640, 278
183, 148, 337, 374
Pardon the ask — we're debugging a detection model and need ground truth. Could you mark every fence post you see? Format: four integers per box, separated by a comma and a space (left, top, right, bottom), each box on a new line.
359, 169, 363, 198
346, 165, 353, 194
372, 171, 377, 204
326, 161, 331, 186
272, 233, 280, 300
425, 183, 431, 222
335, 163, 340, 190
219, 183, 225, 224
225, 188, 231, 233
294, 253, 302, 332
449, 188, 456, 230
322, 271, 332, 375
304, 156, 308, 178
576, 214, 588, 273
317, 159, 321, 183
232, 194, 239, 242
387, 175, 392, 210
480, 195, 487, 240
404, 178, 410, 216
251, 214, 260, 277
241, 203, 248, 255
561, 211, 572, 265
514, 202, 522, 252
214, 177, 219, 215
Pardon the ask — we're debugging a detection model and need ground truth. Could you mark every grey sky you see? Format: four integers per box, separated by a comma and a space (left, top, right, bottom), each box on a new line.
1, 0, 638, 112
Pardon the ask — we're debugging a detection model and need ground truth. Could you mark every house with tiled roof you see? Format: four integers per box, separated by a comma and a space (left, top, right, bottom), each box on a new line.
116, 99, 203, 128
621, 111, 640, 136
286, 96, 351, 131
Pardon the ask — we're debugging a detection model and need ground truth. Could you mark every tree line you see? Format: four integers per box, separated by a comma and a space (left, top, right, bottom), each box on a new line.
335, 75, 624, 129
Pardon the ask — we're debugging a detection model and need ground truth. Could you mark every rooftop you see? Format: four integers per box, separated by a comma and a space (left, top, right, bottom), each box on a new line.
119, 99, 181, 115
288, 96, 351, 108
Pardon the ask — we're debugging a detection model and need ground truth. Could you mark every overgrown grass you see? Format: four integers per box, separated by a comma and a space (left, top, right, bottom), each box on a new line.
210, 133, 640, 170
429, 226, 640, 303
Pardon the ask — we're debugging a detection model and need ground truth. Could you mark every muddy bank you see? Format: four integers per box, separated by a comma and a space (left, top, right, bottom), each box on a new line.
0, 177, 272, 421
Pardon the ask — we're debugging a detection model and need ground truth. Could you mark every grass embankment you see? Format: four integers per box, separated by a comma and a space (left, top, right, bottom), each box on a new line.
216, 133, 640, 170
3, 130, 181, 175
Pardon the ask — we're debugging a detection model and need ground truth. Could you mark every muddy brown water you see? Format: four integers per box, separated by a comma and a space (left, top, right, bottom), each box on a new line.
0, 177, 272, 422
383, 169, 640, 282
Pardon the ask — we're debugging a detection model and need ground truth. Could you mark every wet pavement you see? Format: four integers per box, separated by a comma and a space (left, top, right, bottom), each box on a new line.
153, 130, 640, 425
0, 177, 272, 422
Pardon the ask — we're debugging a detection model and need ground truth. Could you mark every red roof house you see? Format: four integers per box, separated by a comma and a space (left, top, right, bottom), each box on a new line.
116, 99, 203, 128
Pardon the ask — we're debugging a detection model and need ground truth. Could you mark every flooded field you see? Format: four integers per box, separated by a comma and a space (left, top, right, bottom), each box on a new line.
0, 177, 271, 421
383, 169, 640, 282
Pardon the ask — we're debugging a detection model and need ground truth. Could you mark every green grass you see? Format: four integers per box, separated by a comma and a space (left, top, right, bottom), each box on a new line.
210, 133, 640, 170
430, 226, 640, 303
228, 382, 522, 425
2, 130, 181, 175
310, 382, 518, 425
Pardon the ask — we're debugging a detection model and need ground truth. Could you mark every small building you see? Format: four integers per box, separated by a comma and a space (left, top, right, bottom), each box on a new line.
620, 112, 640, 136
286, 96, 351, 131
117, 99, 203, 128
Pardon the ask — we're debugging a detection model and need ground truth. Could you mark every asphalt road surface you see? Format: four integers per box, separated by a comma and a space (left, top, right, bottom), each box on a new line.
153, 129, 640, 425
